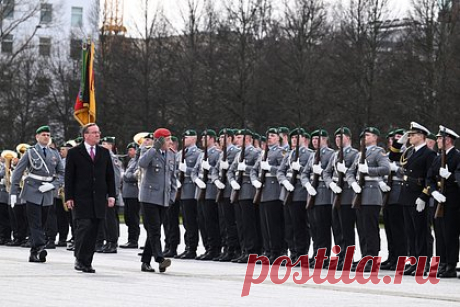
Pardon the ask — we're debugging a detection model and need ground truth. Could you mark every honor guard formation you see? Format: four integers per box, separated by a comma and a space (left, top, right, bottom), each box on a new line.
1, 122, 460, 277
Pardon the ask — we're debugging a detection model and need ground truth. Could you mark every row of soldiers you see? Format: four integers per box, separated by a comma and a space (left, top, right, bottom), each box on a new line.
1, 122, 459, 278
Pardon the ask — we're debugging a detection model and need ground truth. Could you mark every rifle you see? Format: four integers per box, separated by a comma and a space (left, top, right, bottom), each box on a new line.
283, 128, 301, 206
215, 129, 228, 203
332, 127, 344, 210
382, 136, 395, 208
253, 135, 269, 205
197, 131, 209, 201
230, 130, 246, 204
306, 130, 323, 209
174, 136, 186, 202
352, 133, 367, 209
435, 128, 447, 218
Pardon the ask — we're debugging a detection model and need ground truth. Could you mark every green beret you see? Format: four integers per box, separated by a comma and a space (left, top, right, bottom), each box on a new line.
201, 129, 217, 137
393, 128, 405, 136
36, 125, 50, 134
171, 136, 178, 142
334, 127, 352, 137
311, 129, 329, 138
261, 136, 267, 142
74, 136, 83, 144
289, 128, 306, 137
361, 127, 380, 138
386, 129, 395, 138
253, 133, 261, 140
126, 142, 137, 150
266, 127, 278, 135
235, 128, 253, 137
102, 136, 116, 144
183, 129, 197, 137
427, 133, 437, 141
218, 128, 234, 137
278, 126, 290, 135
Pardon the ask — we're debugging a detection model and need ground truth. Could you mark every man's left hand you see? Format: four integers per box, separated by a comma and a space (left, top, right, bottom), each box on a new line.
108, 197, 115, 207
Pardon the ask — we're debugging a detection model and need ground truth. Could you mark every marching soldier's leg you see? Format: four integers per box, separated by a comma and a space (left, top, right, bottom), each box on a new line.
55, 197, 70, 246
45, 201, 58, 249
258, 202, 270, 258
231, 201, 245, 261
121, 197, 140, 249
220, 197, 240, 261
289, 201, 310, 261
163, 200, 180, 257
0, 203, 11, 244
180, 199, 199, 259
331, 206, 343, 259
265, 200, 285, 262
196, 200, 209, 259
103, 205, 119, 253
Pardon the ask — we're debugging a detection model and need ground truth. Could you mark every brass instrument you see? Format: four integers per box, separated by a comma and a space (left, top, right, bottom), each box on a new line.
16, 143, 31, 157
58, 186, 68, 212
1, 150, 18, 193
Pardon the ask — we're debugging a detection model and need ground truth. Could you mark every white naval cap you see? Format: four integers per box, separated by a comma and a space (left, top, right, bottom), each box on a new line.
436, 125, 459, 140
408, 121, 430, 136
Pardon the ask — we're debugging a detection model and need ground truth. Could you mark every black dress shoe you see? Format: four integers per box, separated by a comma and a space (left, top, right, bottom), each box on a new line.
120, 241, 138, 249
175, 251, 187, 259
46, 240, 56, 249
237, 255, 249, 263
74, 261, 84, 271
402, 264, 417, 275
195, 253, 207, 260
21, 240, 31, 248
163, 249, 177, 258
200, 252, 220, 261
159, 259, 171, 273
180, 251, 197, 259
95, 243, 104, 253
380, 261, 396, 270
29, 249, 47, 263
103, 242, 117, 254
56, 241, 67, 247
141, 263, 156, 272
439, 264, 457, 278
82, 266, 96, 273
219, 252, 234, 262
231, 253, 245, 263
67, 242, 75, 251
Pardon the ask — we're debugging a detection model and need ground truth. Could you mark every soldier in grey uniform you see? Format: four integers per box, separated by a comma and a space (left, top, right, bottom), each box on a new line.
120, 142, 140, 249
10, 126, 64, 262
301, 129, 334, 268
211, 128, 241, 261
0, 157, 12, 244
97, 136, 122, 253
380, 128, 406, 270
175, 129, 203, 259
250, 128, 287, 263
192, 129, 222, 260
346, 127, 390, 272
277, 128, 313, 263
138, 128, 176, 273
323, 127, 359, 270
227, 129, 262, 263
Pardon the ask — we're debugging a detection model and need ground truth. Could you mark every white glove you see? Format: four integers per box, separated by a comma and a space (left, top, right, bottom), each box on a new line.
282, 180, 294, 192
397, 132, 409, 145
0, 178, 4, 185
351, 182, 362, 194
329, 182, 342, 194
219, 160, 229, 170
312, 163, 323, 175
194, 178, 206, 189
432, 191, 446, 203
38, 182, 55, 193
378, 181, 391, 192
10, 195, 17, 208
304, 182, 317, 196
336, 161, 347, 174
291, 159, 301, 171
237, 161, 247, 171
176, 179, 182, 189
261, 161, 271, 171
439, 165, 451, 179
214, 179, 225, 190
230, 180, 241, 191
252, 180, 262, 189
201, 159, 211, 171
179, 162, 186, 172
358, 160, 369, 174
390, 162, 399, 172
415, 198, 426, 212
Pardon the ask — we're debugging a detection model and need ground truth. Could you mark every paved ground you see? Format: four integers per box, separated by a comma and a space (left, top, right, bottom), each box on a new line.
1, 225, 459, 306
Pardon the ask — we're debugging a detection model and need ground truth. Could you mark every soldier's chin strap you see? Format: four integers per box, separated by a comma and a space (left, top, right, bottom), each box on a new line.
31, 148, 50, 174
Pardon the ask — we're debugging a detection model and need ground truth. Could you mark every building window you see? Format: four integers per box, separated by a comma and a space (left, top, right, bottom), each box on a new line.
71, 7, 83, 27
1, 34, 13, 54
2, 0, 15, 19
40, 3, 52, 24
39, 37, 51, 56
70, 39, 81, 59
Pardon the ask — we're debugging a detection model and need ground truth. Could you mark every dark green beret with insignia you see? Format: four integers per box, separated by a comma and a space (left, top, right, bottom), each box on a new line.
102, 136, 116, 144
183, 129, 197, 137
386, 129, 395, 138
126, 142, 137, 150
171, 136, 178, 142
261, 136, 267, 142
219, 128, 234, 137
253, 133, 261, 140
266, 127, 278, 135
334, 127, 352, 137
427, 133, 436, 141
361, 126, 380, 137
74, 136, 83, 144
311, 129, 329, 138
278, 126, 290, 135
289, 128, 308, 138
201, 129, 217, 137
235, 128, 253, 137
36, 125, 50, 134
393, 128, 405, 136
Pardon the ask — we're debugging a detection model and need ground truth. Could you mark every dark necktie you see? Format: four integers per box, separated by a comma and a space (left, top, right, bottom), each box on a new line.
90, 146, 95, 161
43, 147, 47, 158
162, 151, 165, 157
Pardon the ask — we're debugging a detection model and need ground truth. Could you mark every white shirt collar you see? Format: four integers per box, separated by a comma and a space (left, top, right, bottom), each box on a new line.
84, 142, 96, 151
414, 142, 426, 152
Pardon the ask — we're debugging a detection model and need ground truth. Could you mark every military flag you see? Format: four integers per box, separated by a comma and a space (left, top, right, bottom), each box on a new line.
74, 41, 96, 126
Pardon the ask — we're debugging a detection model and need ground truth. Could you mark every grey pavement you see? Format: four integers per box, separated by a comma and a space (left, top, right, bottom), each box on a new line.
1, 224, 459, 306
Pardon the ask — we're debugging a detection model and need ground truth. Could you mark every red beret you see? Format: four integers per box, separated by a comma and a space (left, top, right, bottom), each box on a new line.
153, 128, 171, 139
